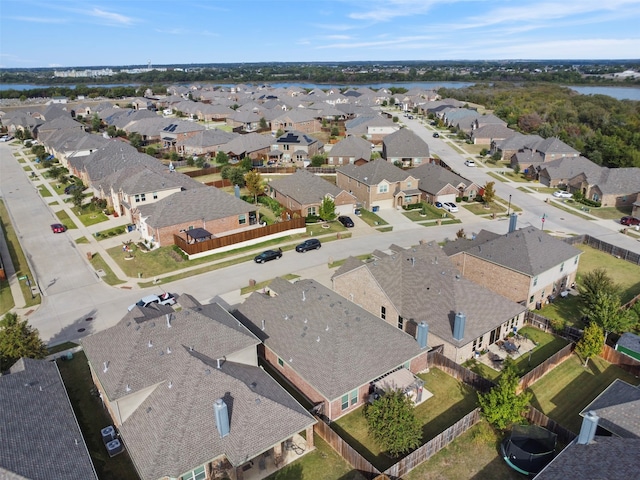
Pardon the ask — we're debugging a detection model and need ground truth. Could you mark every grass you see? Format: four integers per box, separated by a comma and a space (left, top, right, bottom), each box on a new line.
48, 341, 78, 355
76, 209, 109, 227
578, 205, 631, 220
0, 199, 40, 308
56, 353, 140, 480
89, 253, 125, 286
55, 209, 78, 230
464, 202, 505, 216
403, 420, 521, 480
357, 209, 388, 227
546, 200, 594, 221
75, 236, 90, 244
0, 278, 14, 314
527, 354, 640, 434
95, 225, 129, 240
331, 367, 478, 472
37, 184, 52, 197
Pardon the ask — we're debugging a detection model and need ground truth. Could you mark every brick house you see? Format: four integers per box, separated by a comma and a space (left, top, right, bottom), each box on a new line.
325, 135, 373, 166
537, 156, 602, 188
410, 162, 481, 205
234, 278, 429, 422
442, 227, 582, 309
344, 114, 400, 143
267, 169, 357, 217
80, 296, 316, 480
332, 243, 526, 363
136, 187, 259, 247
270, 110, 321, 134
566, 166, 640, 207
272, 130, 323, 165
382, 127, 431, 167
336, 158, 421, 210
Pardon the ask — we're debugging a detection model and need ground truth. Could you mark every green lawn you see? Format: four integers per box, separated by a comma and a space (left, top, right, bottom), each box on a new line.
76, 210, 109, 227
37, 184, 52, 197
89, 253, 125, 286
331, 368, 478, 472
357, 209, 388, 227
403, 209, 443, 221
527, 354, 640, 434
75, 236, 90, 244
546, 200, 594, 221
464, 202, 505, 215
55, 210, 78, 230
403, 420, 521, 480
586, 205, 632, 220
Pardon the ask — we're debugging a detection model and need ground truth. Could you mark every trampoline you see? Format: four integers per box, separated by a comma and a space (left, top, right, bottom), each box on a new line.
501, 425, 557, 475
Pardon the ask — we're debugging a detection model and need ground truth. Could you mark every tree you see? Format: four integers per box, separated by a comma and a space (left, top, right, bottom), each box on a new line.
91, 113, 101, 132
107, 125, 117, 138
222, 166, 246, 187
129, 132, 143, 149
478, 358, 531, 430
71, 187, 84, 209
276, 128, 284, 138
482, 181, 496, 204
259, 117, 268, 129
364, 389, 422, 457
330, 125, 340, 137
0, 312, 48, 371
310, 154, 325, 167
575, 322, 604, 367
579, 268, 620, 314
318, 196, 337, 222
215, 151, 229, 165
244, 169, 263, 204
588, 291, 635, 343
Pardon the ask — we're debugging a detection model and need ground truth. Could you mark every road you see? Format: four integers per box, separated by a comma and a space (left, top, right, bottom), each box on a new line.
2, 127, 639, 345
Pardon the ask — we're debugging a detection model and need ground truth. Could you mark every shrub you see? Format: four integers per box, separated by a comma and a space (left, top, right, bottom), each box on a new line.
456, 197, 462, 202
462, 196, 469, 202
305, 214, 322, 224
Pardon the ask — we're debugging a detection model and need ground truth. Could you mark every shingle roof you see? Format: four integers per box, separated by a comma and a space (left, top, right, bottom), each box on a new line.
80, 303, 315, 478
616, 332, 640, 354
538, 156, 602, 181
268, 169, 353, 205
221, 132, 272, 155
338, 158, 416, 185
0, 358, 98, 480
326, 135, 372, 160
333, 243, 526, 347
579, 167, 640, 195
234, 278, 425, 401
579, 379, 640, 438
471, 124, 517, 141
409, 162, 476, 195
383, 128, 430, 158
444, 227, 582, 276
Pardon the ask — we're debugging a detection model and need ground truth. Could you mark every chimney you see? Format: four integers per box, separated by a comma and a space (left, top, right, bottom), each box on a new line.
577, 411, 599, 445
508, 213, 518, 233
453, 312, 466, 341
416, 322, 429, 349
214, 398, 230, 438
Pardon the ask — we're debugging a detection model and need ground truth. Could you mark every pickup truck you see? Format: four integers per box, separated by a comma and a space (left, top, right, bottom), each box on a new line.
128, 292, 176, 311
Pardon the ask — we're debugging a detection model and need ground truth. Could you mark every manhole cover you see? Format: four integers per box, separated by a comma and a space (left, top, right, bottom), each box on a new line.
77, 327, 86, 333
85, 317, 93, 322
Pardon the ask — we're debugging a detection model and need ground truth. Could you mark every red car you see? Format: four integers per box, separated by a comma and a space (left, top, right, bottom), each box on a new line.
620, 216, 640, 226
51, 223, 66, 233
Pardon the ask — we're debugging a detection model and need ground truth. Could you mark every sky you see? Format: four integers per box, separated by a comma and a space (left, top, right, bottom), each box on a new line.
1, 0, 640, 69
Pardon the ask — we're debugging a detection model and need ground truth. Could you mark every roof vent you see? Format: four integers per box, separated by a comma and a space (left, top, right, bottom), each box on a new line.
261, 319, 265, 331
148, 340, 153, 348
302, 290, 306, 302
168, 381, 173, 389
166, 347, 171, 354
125, 384, 131, 393
316, 336, 320, 342
103, 361, 109, 373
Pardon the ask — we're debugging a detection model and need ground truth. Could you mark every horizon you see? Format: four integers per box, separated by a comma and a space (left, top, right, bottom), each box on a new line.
2, 0, 640, 69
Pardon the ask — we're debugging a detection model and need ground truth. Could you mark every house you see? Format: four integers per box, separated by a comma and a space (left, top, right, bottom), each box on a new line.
325, 135, 373, 166
175, 128, 238, 157
234, 278, 429, 422
220, 132, 273, 162
382, 127, 430, 167
267, 169, 357, 217
332, 243, 527, 363
336, 158, 421, 210
537, 156, 602, 188
0, 358, 98, 480
492, 133, 543, 161
567, 166, 640, 207
470, 124, 517, 145
442, 227, 582, 309
80, 297, 316, 480
614, 332, 640, 361
272, 130, 323, 165
136, 187, 259, 247
410, 162, 481, 205
344, 114, 399, 143
270, 110, 321, 134
511, 137, 580, 171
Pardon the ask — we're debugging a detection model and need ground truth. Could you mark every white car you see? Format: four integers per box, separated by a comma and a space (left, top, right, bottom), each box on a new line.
464, 159, 476, 167
553, 191, 572, 198
443, 202, 459, 213
128, 293, 176, 311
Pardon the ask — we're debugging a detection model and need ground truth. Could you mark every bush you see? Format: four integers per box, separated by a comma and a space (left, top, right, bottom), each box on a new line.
462, 196, 469, 202
403, 203, 423, 211
305, 214, 322, 224
456, 197, 462, 202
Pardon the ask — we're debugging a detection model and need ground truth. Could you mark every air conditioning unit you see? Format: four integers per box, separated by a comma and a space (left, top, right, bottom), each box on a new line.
100, 425, 116, 444
105, 439, 124, 457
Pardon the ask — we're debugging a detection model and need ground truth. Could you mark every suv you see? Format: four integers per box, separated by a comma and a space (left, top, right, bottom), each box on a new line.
296, 238, 321, 252
620, 216, 640, 226
338, 216, 354, 228
254, 249, 282, 263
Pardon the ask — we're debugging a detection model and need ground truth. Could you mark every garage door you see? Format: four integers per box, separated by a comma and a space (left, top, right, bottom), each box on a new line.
371, 198, 394, 210
436, 194, 456, 204
335, 204, 354, 215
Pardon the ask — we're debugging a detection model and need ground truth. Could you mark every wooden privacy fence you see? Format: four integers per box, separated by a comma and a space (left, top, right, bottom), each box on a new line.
562, 234, 640, 265
173, 217, 306, 256
600, 344, 640, 376
518, 343, 575, 393
428, 351, 495, 393
525, 406, 577, 445
313, 418, 380, 480
383, 408, 481, 479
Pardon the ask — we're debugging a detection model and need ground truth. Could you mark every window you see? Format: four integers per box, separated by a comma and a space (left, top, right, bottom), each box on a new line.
341, 394, 349, 410
182, 466, 205, 480
350, 389, 358, 406
278, 357, 284, 367
477, 335, 484, 348
530, 295, 534, 303
307, 206, 317, 216
153, 192, 158, 200
381, 306, 386, 320
407, 181, 412, 188
533, 276, 538, 286
134, 193, 146, 203
378, 183, 389, 194
397, 316, 404, 330
238, 214, 246, 225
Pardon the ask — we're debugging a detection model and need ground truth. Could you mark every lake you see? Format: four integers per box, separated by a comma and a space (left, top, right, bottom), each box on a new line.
567, 86, 640, 101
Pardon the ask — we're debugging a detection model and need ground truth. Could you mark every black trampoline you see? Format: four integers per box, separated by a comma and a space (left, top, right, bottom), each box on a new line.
501, 425, 557, 475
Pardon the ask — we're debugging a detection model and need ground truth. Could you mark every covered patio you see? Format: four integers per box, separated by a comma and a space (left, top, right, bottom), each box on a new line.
476, 334, 537, 371
239, 433, 311, 480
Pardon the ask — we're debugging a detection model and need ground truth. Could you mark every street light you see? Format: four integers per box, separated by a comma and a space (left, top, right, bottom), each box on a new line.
541, 213, 547, 230
507, 194, 512, 217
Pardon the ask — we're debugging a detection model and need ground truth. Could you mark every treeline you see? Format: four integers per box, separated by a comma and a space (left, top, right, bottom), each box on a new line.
439, 83, 640, 168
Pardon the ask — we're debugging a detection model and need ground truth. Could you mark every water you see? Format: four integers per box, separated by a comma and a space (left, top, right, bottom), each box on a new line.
566, 86, 640, 101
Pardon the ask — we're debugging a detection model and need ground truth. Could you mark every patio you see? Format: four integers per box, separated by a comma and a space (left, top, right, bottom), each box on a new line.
240, 433, 311, 480
477, 334, 538, 371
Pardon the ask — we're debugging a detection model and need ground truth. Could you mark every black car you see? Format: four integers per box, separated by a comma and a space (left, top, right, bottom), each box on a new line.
64, 184, 83, 195
254, 249, 282, 263
295, 238, 321, 252
338, 216, 354, 228
432, 132, 440, 138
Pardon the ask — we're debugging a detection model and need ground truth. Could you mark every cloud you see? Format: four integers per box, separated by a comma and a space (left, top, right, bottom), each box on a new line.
7, 16, 67, 24
347, 0, 439, 22
87, 7, 135, 26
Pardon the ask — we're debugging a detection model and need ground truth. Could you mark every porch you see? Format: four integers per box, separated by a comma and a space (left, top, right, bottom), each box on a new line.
476, 334, 538, 371
238, 433, 312, 480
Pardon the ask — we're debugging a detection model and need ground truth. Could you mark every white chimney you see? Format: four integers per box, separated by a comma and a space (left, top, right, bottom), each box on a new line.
577, 411, 599, 445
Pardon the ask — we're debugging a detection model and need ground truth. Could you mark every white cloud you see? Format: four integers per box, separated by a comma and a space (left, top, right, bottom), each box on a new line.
87, 7, 135, 26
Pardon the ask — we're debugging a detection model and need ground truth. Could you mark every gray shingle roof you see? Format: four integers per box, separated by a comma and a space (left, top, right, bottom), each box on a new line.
383, 128, 430, 158
338, 158, 416, 185
616, 332, 640, 354
579, 379, 640, 438
538, 156, 602, 181
234, 278, 425, 401
326, 135, 372, 160
579, 167, 640, 195
0, 358, 98, 480
409, 162, 476, 196
443, 227, 582, 277
268, 169, 353, 205
333, 243, 526, 347
80, 303, 315, 478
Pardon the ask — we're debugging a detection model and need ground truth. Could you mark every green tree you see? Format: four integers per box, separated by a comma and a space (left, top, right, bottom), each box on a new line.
0, 312, 48, 371
310, 154, 325, 167
364, 389, 422, 457
91, 113, 101, 132
575, 322, 604, 367
479, 148, 489, 157
222, 166, 246, 187
215, 151, 229, 165
259, 117, 268, 129
129, 132, 143, 149
244, 170, 263, 204
478, 358, 531, 430
330, 125, 340, 137
588, 291, 636, 343
318, 196, 337, 222
482, 181, 496, 204
71, 187, 84, 209
579, 268, 619, 314
107, 125, 117, 138
276, 128, 285, 138
145, 146, 157, 157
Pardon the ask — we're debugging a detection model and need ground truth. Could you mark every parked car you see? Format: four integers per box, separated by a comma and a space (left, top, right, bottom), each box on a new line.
443, 202, 459, 213
338, 216, 354, 228
552, 190, 572, 198
464, 159, 476, 167
254, 249, 282, 263
50, 223, 66, 233
295, 238, 321, 252
620, 216, 640, 226
128, 292, 176, 311
0, 135, 14, 142
432, 132, 440, 138
435, 201, 444, 209
64, 184, 84, 195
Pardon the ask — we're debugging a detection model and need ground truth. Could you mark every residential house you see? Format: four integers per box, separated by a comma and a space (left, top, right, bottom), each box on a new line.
537, 156, 602, 188
159, 120, 206, 151
470, 124, 517, 145
332, 243, 527, 363
80, 297, 316, 480
136, 187, 259, 247
221, 132, 273, 162
492, 133, 543, 160
225, 109, 262, 132
267, 169, 357, 217
567, 166, 640, 207
0, 358, 98, 480
325, 135, 372, 166
511, 137, 580, 172
38, 128, 109, 169
336, 158, 421, 210
382, 127, 430, 167
344, 115, 399, 144
272, 130, 323, 165
270, 110, 321, 134
442, 227, 582, 309
410, 162, 481, 205
175, 128, 238, 157
234, 278, 429, 422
